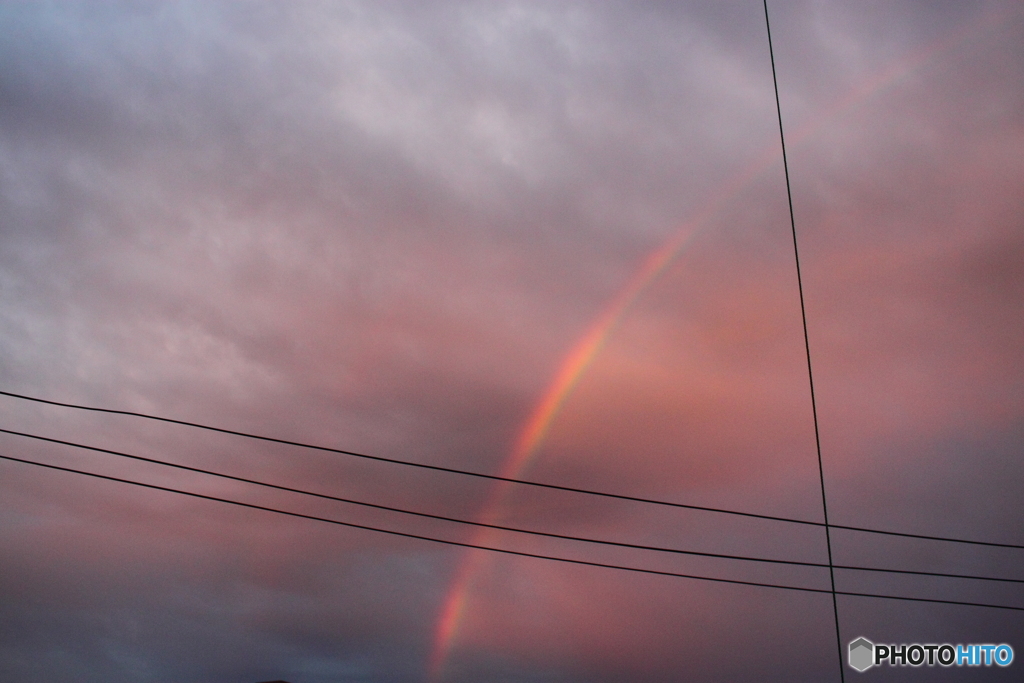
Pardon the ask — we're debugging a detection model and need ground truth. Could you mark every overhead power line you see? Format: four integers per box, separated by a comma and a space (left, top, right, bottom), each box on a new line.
2, 389, 1022, 551
763, 1, 842, 679
2, 452, 1021, 613
4, 426, 1022, 587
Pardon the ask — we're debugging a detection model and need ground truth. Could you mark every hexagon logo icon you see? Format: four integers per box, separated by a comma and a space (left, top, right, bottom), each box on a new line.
849, 637, 874, 672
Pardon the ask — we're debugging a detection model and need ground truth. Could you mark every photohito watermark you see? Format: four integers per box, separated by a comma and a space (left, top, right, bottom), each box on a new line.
848, 637, 1013, 672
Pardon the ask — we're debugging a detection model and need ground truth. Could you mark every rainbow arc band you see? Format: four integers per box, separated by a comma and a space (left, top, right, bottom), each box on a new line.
427, 8, 1012, 680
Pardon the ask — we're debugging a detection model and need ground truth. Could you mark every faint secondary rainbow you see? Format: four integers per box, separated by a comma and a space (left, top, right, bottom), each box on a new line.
427, 9, 1010, 680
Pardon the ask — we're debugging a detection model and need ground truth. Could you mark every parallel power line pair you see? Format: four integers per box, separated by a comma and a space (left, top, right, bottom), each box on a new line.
1, 388, 1021, 617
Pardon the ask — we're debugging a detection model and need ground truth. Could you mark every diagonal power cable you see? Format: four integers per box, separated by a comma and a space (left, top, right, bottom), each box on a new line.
2, 426, 1022, 586
1, 451, 1022, 613
2, 389, 1022, 551
763, 1, 842, 679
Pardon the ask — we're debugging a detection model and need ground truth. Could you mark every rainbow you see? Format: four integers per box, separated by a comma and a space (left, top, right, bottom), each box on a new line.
427, 9, 1009, 680
427, 170, 752, 682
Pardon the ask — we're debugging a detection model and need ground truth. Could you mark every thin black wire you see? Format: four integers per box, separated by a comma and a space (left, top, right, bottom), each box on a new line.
762, 2, 843, 680
3, 389, 1022, 551
0, 390, 815, 525
5, 426, 1021, 586
0, 427, 817, 570
2, 452, 1022, 613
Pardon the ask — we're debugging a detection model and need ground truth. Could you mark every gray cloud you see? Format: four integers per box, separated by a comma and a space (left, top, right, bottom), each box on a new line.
0, 1, 1021, 681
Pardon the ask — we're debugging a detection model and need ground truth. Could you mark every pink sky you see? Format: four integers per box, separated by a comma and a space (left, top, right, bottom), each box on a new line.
0, 2, 1021, 682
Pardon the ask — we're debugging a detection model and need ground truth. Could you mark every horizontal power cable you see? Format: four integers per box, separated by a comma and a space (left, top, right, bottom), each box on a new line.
1, 451, 1022, 613
3, 389, 1023, 551
0, 390, 825, 524
3, 426, 1023, 586
0, 427, 824, 570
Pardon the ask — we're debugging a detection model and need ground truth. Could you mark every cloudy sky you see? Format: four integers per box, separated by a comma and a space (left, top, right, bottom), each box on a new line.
1, 1, 1022, 681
